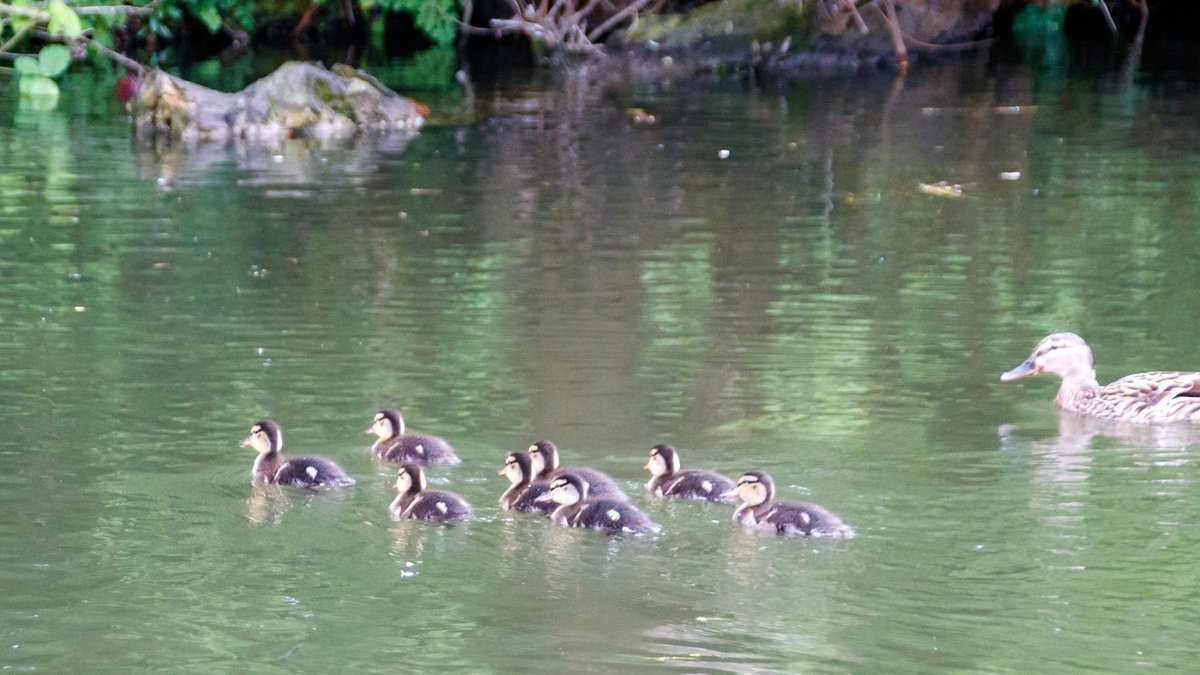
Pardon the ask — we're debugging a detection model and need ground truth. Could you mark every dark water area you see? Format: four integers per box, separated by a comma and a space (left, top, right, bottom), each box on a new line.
3, 54, 1200, 672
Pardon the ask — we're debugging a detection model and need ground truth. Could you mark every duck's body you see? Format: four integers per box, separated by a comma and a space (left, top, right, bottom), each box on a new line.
241, 421, 356, 488
1002, 333, 1200, 423
366, 409, 459, 465
644, 444, 735, 502
724, 471, 852, 538
528, 440, 626, 500
390, 463, 472, 522
498, 451, 556, 515
536, 473, 659, 535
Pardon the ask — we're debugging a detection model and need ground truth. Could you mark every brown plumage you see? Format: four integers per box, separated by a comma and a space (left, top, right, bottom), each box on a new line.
1001, 333, 1200, 423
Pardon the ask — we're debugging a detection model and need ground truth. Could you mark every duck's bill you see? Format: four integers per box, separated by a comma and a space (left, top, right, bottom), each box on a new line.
497, 467, 507, 476
719, 487, 740, 501
534, 492, 553, 503
1000, 360, 1038, 382
363, 427, 374, 435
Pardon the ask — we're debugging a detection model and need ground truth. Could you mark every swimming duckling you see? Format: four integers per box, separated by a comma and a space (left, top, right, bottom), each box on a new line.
241, 420, 356, 488
528, 440, 626, 499
497, 451, 556, 515
535, 472, 659, 535
365, 409, 459, 465
722, 471, 853, 538
389, 463, 472, 522
644, 444, 735, 502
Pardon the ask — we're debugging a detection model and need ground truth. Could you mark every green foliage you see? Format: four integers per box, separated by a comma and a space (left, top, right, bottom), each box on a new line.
1011, 1, 1066, 38
37, 44, 71, 77
11, 44, 73, 109
363, 0, 462, 44
46, 0, 83, 37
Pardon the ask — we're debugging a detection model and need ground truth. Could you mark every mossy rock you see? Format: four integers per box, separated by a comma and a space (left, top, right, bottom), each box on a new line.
131, 61, 426, 143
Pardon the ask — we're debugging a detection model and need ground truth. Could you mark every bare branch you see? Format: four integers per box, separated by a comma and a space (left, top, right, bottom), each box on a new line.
79, 33, 145, 73
586, 0, 649, 41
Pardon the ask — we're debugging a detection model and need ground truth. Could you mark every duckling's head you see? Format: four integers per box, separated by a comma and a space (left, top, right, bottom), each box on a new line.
240, 420, 281, 455
1001, 332, 1095, 383
536, 472, 589, 506
723, 471, 774, 507
499, 451, 533, 486
527, 440, 560, 477
395, 463, 426, 496
645, 444, 681, 477
366, 409, 405, 440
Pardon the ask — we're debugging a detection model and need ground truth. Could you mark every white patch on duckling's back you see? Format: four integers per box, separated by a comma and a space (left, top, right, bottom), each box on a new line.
436, 501, 448, 514
415, 444, 425, 456
606, 508, 621, 522
306, 466, 319, 480
701, 480, 713, 494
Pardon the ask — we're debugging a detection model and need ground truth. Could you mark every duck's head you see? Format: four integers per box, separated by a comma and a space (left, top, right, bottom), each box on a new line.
722, 471, 774, 507
499, 451, 533, 486
366, 409, 404, 440
644, 444, 680, 477
527, 440, 560, 477
1001, 332, 1095, 383
395, 463, 426, 496
535, 472, 588, 506
240, 420, 281, 455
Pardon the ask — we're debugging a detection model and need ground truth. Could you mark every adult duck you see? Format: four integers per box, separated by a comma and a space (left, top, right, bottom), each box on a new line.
1001, 332, 1200, 423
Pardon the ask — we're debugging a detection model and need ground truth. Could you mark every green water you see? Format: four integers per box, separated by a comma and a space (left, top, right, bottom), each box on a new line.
3, 60, 1200, 672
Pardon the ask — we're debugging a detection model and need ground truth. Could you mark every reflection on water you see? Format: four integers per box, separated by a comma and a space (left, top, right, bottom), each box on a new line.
4, 59, 1200, 671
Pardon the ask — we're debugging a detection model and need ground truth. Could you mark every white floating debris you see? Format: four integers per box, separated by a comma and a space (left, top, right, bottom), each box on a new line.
717, 149, 731, 159
918, 181, 964, 198
999, 171, 1021, 181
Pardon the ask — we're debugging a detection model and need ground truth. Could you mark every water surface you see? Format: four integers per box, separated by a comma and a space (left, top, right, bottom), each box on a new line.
2, 58, 1200, 672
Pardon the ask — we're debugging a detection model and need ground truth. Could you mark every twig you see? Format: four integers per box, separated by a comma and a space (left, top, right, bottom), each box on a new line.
586, 0, 649, 41
0, 15, 36, 54
1097, 0, 1117, 34
882, 0, 906, 75
80, 33, 145, 73
846, 0, 868, 34
75, 4, 156, 15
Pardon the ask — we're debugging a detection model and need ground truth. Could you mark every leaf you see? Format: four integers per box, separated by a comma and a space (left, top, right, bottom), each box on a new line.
47, 0, 84, 38
38, 44, 71, 78
18, 74, 60, 109
197, 6, 222, 33
13, 56, 40, 77
10, 0, 32, 34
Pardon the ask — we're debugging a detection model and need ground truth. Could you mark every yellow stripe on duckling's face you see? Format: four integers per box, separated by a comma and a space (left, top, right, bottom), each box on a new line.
729, 474, 769, 507
543, 477, 581, 506
644, 448, 667, 476
500, 456, 524, 484
240, 424, 273, 454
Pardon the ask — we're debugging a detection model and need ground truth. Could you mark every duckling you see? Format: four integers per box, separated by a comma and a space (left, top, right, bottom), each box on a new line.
528, 440, 626, 499
643, 444, 735, 502
535, 472, 659, 534
1001, 332, 1200, 423
497, 451, 556, 515
241, 420, 355, 488
389, 463, 472, 522
722, 471, 853, 538
365, 409, 459, 465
